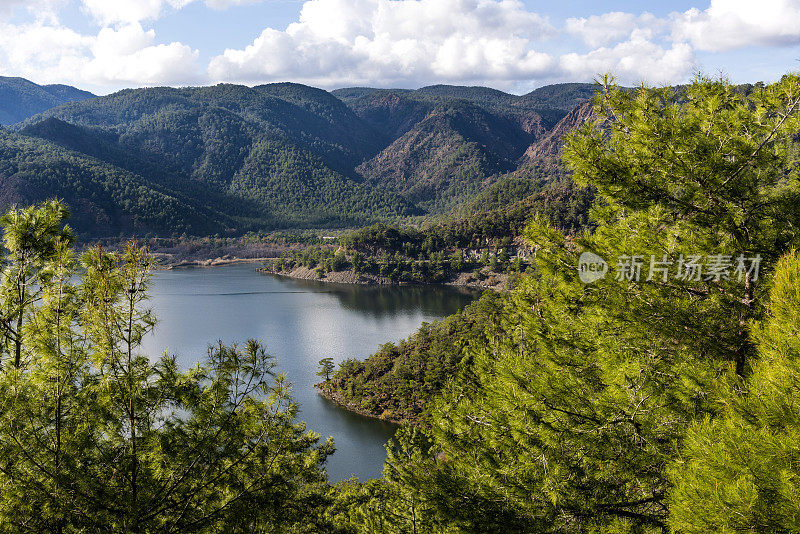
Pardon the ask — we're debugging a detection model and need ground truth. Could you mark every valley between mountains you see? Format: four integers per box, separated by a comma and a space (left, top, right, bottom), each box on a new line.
0, 76, 597, 239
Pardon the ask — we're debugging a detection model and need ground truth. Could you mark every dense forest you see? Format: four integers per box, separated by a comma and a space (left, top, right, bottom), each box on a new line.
0, 78, 597, 237
0, 76, 94, 125
0, 203, 335, 531
320, 74, 800, 532
5, 73, 800, 533
6, 89, 419, 236
319, 290, 506, 423
263, 173, 593, 284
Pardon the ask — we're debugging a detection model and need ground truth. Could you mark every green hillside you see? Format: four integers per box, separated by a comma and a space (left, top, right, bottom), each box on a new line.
0, 129, 232, 236
356, 102, 528, 212
340, 86, 575, 213
519, 81, 597, 110
25, 83, 382, 176
2, 79, 600, 236
0, 76, 94, 125
16, 84, 419, 234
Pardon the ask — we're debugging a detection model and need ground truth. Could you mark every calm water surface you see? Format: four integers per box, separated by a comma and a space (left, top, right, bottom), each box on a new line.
141, 264, 477, 481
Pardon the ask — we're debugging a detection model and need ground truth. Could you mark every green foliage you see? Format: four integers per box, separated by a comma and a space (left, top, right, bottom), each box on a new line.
266, 193, 586, 283
0, 129, 230, 237
0, 201, 74, 366
346, 73, 800, 533
0, 76, 93, 125
327, 427, 456, 534
321, 290, 505, 423
13, 83, 419, 235
229, 137, 415, 228
3, 79, 601, 236
318, 357, 336, 381
565, 75, 800, 270
264, 167, 594, 285
0, 201, 336, 532
668, 249, 800, 533
456, 170, 595, 235
519, 82, 599, 112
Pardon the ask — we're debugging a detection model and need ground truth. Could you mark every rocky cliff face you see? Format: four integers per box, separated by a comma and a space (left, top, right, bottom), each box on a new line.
522, 100, 596, 166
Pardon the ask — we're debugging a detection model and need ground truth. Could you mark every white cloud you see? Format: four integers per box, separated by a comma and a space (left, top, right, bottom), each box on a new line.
0, 0, 28, 15
0, 22, 92, 83
0, 0, 273, 90
566, 12, 665, 48
78, 0, 262, 24
205, 0, 264, 9
0, 0, 64, 23
672, 0, 800, 52
10, 0, 800, 94
208, 0, 557, 88
560, 32, 696, 85
83, 23, 200, 84
79, 0, 187, 25
0, 0, 40, 14
0, 21, 199, 87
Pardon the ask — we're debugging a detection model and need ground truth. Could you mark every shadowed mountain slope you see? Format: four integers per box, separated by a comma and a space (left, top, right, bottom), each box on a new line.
1, 80, 599, 236
0, 76, 94, 125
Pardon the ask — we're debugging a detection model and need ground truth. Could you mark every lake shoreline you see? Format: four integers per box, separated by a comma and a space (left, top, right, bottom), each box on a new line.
315, 385, 408, 425
112, 245, 511, 292
156, 255, 273, 270
262, 265, 509, 291
94, 241, 286, 270
142, 263, 469, 481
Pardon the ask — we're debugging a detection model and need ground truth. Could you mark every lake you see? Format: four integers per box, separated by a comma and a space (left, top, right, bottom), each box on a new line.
141, 264, 478, 481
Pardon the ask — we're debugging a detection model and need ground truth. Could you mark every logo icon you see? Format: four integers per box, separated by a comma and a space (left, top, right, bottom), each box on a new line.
578, 252, 608, 284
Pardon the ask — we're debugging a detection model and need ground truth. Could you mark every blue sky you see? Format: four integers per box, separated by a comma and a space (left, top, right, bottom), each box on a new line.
2, 0, 800, 94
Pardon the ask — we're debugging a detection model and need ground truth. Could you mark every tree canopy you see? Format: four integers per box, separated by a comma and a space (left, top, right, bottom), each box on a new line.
326, 73, 800, 533
5, 72, 800, 533
0, 202, 336, 532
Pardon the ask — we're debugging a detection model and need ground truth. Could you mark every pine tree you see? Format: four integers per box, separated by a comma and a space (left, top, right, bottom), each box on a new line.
388, 73, 800, 533
668, 249, 800, 532
318, 357, 336, 382
0, 201, 72, 367
0, 203, 337, 532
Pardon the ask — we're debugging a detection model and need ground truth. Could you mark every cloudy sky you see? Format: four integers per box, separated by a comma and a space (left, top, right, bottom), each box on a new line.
1, 0, 799, 94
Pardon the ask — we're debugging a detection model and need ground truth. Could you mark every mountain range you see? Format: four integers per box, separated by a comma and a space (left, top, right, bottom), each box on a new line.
0, 76, 95, 126
0, 77, 597, 237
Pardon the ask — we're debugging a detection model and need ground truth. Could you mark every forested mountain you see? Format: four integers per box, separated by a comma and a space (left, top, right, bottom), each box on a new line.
0, 128, 235, 236
0, 77, 94, 125
10, 84, 420, 235
518, 82, 597, 111
334, 85, 575, 212
332, 83, 584, 132
522, 100, 595, 165
356, 102, 529, 211
1, 79, 597, 237
317, 74, 800, 533
7, 74, 800, 532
